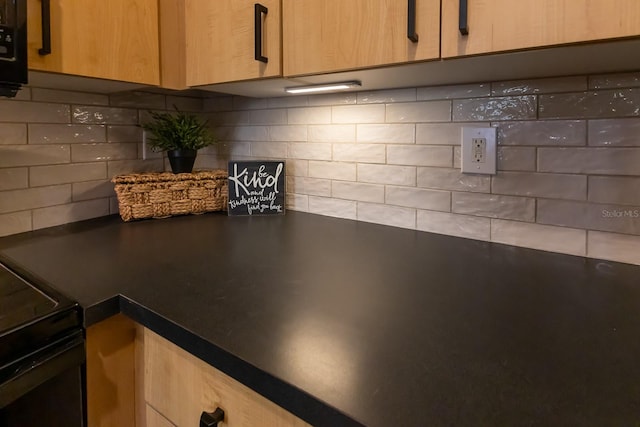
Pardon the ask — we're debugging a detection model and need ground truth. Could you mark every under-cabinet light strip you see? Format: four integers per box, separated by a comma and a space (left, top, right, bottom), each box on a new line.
285, 81, 361, 94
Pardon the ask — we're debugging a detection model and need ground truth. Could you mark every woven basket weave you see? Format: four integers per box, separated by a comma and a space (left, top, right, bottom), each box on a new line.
112, 170, 228, 222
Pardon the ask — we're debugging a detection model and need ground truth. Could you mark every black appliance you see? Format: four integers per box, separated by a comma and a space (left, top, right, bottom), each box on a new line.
0, 262, 85, 427
0, 0, 27, 97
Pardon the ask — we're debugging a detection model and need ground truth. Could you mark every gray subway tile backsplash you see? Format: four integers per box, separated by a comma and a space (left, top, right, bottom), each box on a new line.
490, 219, 587, 257
30, 163, 107, 187
387, 145, 452, 167
386, 100, 451, 123
248, 141, 286, 159
356, 124, 415, 143
0, 124, 27, 145
308, 196, 357, 220
29, 124, 107, 144
0, 100, 70, 123
385, 186, 450, 212
588, 71, 640, 89
494, 120, 586, 146
417, 167, 490, 193
491, 76, 587, 96
587, 231, 640, 265
0, 145, 70, 168
492, 171, 586, 200
538, 147, 640, 175
357, 164, 416, 186
308, 161, 356, 181
537, 199, 640, 235
416, 122, 490, 145
72, 106, 138, 125
332, 104, 385, 124
452, 192, 535, 222
71, 143, 138, 163
287, 106, 331, 124
72, 180, 116, 202
357, 202, 416, 229
268, 125, 308, 142
0, 185, 71, 214
453, 95, 537, 121
0, 211, 32, 237
1, 70, 639, 265
588, 118, 640, 146
332, 181, 385, 203
308, 124, 355, 143
588, 176, 640, 205
539, 88, 640, 119
332, 144, 385, 163
417, 210, 491, 240
286, 176, 332, 197
497, 147, 536, 172
0, 168, 28, 191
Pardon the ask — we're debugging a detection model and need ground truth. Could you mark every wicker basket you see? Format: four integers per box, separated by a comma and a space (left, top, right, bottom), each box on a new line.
112, 170, 228, 222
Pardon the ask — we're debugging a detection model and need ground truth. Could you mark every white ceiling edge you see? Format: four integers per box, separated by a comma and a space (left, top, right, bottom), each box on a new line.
197, 39, 640, 98
25, 39, 640, 98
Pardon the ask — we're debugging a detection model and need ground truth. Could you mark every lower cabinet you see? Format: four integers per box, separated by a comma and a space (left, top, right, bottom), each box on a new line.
86, 315, 310, 427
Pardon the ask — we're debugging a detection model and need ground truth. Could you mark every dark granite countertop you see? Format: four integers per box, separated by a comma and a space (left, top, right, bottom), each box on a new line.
0, 211, 639, 426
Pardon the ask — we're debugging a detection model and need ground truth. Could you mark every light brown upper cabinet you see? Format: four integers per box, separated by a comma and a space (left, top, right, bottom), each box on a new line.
160, 0, 282, 89
27, 0, 160, 85
442, 0, 640, 58
283, 0, 441, 76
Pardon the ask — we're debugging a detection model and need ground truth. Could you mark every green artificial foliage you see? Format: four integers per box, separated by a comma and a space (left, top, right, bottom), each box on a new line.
141, 109, 216, 151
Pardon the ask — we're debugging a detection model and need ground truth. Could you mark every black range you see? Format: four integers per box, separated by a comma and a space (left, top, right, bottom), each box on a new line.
0, 211, 639, 426
0, 262, 84, 426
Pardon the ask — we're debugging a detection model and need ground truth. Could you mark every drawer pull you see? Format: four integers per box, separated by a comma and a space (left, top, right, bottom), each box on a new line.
407, 0, 418, 42
200, 407, 225, 427
39, 0, 52, 55
254, 3, 268, 63
459, 0, 469, 35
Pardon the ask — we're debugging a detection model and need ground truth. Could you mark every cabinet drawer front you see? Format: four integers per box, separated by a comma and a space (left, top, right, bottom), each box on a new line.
143, 328, 310, 427
442, 0, 640, 58
283, 0, 440, 76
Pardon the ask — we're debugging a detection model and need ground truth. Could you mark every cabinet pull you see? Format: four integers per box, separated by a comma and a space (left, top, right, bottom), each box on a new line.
407, 0, 418, 42
254, 3, 268, 63
459, 0, 469, 35
200, 407, 225, 427
38, 0, 51, 55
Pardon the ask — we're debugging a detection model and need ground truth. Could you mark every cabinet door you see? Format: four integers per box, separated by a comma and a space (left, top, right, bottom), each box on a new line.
183, 0, 282, 87
143, 328, 310, 427
283, 0, 441, 76
27, 0, 160, 85
442, 0, 640, 58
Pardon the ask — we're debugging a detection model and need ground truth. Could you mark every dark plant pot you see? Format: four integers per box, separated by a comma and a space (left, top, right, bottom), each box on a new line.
167, 149, 197, 173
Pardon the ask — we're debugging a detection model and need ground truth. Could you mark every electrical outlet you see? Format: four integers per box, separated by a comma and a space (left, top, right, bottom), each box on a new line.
472, 138, 486, 163
461, 127, 497, 175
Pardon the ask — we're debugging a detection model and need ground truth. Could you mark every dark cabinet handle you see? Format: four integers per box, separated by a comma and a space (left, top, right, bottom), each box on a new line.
39, 0, 51, 55
459, 0, 469, 35
254, 3, 268, 63
200, 408, 225, 427
407, 0, 418, 42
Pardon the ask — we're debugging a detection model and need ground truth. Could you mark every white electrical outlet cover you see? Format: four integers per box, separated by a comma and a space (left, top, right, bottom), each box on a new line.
461, 127, 497, 175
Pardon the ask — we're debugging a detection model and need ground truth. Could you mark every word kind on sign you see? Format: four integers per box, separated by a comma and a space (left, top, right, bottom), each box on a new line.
227, 161, 285, 216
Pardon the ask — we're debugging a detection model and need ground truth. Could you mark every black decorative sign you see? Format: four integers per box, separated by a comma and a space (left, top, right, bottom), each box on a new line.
227, 161, 285, 216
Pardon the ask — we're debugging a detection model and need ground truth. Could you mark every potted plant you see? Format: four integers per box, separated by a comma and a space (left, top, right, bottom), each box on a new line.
141, 109, 216, 174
